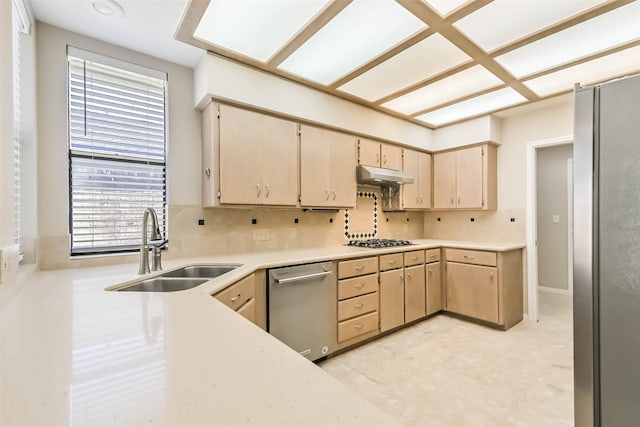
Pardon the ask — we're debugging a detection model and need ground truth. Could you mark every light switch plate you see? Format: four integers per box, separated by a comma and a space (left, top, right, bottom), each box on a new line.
552, 214, 560, 224
253, 229, 270, 241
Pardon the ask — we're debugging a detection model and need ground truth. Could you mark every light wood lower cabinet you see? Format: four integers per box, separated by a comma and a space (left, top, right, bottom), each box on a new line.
404, 264, 426, 322
444, 248, 522, 329
336, 258, 380, 349
213, 270, 266, 330
426, 261, 442, 315
379, 268, 405, 332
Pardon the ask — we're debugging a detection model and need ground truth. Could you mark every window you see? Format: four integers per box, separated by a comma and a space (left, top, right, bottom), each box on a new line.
67, 47, 167, 255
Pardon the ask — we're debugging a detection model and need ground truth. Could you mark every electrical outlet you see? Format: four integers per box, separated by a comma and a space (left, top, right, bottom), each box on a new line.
553, 214, 560, 224
253, 229, 270, 241
290, 228, 297, 238
0, 248, 5, 284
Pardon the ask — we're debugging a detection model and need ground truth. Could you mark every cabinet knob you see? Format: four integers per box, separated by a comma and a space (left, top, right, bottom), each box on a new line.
450, 195, 455, 205
490, 272, 494, 279
204, 168, 211, 178
428, 269, 432, 276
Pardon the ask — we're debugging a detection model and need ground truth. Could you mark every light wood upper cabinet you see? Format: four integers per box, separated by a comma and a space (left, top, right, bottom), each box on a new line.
202, 103, 298, 207
300, 125, 356, 208
358, 138, 403, 171
433, 144, 496, 210
403, 149, 432, 210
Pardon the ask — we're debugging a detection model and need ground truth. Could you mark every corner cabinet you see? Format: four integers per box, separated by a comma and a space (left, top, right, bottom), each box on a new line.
402, 149, 432, 210
445, 248, 522, 330
433, 144, 497, 210
202, 102, 298, 207
300, 125, 357, 208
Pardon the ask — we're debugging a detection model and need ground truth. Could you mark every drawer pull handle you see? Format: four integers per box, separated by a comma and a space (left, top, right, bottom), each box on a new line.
430, 254, 436, 258
354, 303, 364, 309
387, 260, 396, 264
325, 189, 330, 200
463, 255, 475, 260
354, 324, 364, 330
230, 294, 242, 303
354, 266, 365, 271
428, 269, 433, 276
490, 272, 494, 279
411, 256, 418, 261
354, 283, 364, 289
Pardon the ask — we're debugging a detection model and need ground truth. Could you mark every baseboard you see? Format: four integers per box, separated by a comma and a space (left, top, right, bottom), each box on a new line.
538, 285, 570, 295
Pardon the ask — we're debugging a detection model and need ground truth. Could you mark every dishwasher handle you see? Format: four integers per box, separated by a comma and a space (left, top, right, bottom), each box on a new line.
273, 270, 332, 285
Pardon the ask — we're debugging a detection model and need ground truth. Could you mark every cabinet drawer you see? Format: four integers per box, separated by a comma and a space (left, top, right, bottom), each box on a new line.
404, 250, 425, 267
338, 292, 379, 321
338, 273, 378, 300
214, 274, 255, 310
446, 248, 496, 266
338, 257, 378, 279
425, 248, 440, 263
236, 298, 256, 324
338, 311, 379, 343
379, 253, 403, 271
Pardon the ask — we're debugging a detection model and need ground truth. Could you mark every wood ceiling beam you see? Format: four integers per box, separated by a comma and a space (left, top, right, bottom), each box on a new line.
266, 0, 353, 69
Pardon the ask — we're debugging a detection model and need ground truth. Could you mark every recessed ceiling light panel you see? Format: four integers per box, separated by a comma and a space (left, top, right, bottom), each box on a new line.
278, 0, 426, 85
415, 87, 526, 127
194, 0, 330, 62
423, 0, 467, 16
495, 1, 640, 77
454, 0, 604, 52
382, 65, 503, 115
338, 34, 470, 102
525, 45, 640, 97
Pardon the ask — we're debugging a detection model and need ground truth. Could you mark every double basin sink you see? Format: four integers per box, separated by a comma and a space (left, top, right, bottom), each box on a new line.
115, 264, 241, 292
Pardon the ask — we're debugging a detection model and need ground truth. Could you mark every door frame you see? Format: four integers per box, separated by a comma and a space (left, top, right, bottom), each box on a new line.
525, 135, 573, 323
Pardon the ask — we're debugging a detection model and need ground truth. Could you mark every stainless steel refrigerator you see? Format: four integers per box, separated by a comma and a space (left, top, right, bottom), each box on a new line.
574, 72, 640, 427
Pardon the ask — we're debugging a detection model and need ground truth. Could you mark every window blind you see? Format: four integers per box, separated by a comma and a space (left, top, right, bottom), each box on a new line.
67, 48, 167, 254
12, 2, 24, 251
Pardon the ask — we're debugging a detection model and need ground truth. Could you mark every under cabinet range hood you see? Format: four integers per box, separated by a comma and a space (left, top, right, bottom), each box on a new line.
356, 165, 413, 186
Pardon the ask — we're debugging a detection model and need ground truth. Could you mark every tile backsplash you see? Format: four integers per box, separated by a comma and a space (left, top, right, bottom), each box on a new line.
424, 209, 525, 243
38, 187, 424, 270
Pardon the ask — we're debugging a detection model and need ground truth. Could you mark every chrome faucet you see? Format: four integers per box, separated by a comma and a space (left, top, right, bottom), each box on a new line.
138, 207, 168, 274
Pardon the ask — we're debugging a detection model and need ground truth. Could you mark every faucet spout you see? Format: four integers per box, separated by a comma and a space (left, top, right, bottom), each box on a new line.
139, 207, 164, 274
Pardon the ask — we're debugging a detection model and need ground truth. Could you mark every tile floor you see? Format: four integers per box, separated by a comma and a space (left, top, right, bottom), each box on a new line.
320, 292, 573, 427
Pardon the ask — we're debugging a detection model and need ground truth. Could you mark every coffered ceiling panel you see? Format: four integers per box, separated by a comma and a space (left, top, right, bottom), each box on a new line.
176, 0, 640, 128
415, 88, 527, 127
381, 65, 503, 115
193, 0, 329, 62
496, 1, 640, 78
277, 0, 426, 85
525, 45, 640, 97
337, 33, 470, 102
454, 0, 605, 51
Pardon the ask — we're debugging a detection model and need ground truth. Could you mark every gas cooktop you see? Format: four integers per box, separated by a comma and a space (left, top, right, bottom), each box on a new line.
346, 239, 413, 249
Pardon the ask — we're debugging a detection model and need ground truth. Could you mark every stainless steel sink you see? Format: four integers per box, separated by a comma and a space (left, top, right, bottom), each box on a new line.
117, 277, 209, 292
160, 264, 240, 278
113, 264, 241, 292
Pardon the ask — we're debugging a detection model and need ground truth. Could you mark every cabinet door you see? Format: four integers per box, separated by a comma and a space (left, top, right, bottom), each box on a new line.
404, 264, 426, 322
446, 262, 498, 323
300, 126, 331, 206
259, 114, 298, 206
328, 133, 357, 207
456, 146, 483, 209
359, 138, 380, 167
419, 152, 432, 209
402, 149, 420, 209
218, 104, 262, 204
202, 102, 218, 207
381, 143, 403, 171
433, 151, 457, 209
426, 261, 442, 315
380, 269, 405, 332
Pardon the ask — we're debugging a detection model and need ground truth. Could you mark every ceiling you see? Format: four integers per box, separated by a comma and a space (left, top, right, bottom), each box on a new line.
176, 0, 640, 128
29, 0, 640, 129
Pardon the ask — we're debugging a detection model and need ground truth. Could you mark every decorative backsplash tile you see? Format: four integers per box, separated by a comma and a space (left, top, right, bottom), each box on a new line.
344, 191, 378, 239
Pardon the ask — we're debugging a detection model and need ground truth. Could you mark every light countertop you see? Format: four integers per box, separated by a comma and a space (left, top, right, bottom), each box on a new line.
0, 239, 524, 427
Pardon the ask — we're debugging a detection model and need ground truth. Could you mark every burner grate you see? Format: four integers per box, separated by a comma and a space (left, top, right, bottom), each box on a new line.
347, 239, 412, 249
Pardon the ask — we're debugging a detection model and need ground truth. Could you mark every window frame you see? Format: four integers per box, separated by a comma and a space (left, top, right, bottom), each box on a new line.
66, 46, 168, 256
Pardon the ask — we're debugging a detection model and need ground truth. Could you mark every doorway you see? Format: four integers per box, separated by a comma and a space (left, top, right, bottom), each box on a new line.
525, 136, 573, 322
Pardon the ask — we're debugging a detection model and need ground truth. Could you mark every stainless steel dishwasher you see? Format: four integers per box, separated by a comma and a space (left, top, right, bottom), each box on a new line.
268, 261, 336, 362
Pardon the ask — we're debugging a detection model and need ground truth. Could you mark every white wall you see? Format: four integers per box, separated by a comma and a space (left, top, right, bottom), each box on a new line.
537, 144, 573, 290
195, 53, 433, 150
35, 22, 201, 267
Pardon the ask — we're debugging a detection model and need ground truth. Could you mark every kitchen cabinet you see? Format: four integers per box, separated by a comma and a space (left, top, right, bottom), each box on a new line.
445, 248, 522, 330
336, 257, 380, 348
300, 125, 357, 208
404, 255, 426, 323
425, 248, 442, 315
379, 267, 404, 332
202, 102, 298, 207
213, 270, 266, 330
358, 138, 403, 171
433, 144, 496, 210
403, 149, 432, 209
